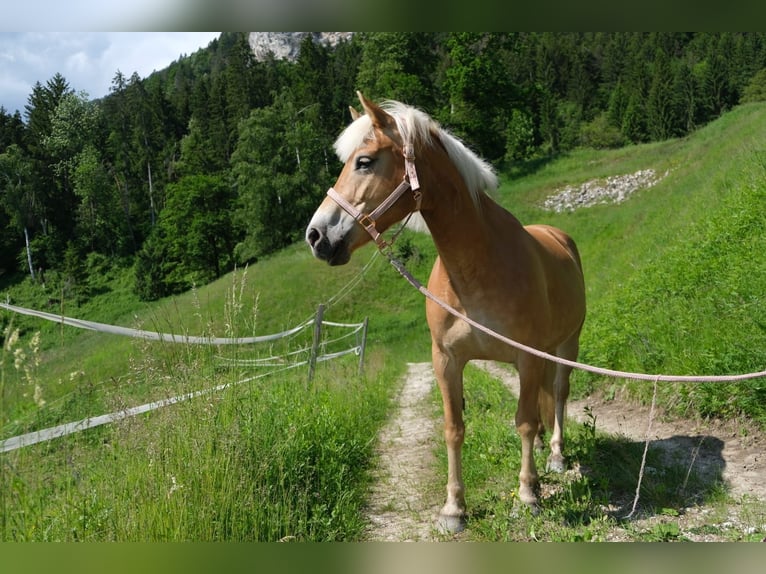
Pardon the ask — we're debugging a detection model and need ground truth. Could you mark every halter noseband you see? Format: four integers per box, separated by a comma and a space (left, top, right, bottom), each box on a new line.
326, 144, 422, 250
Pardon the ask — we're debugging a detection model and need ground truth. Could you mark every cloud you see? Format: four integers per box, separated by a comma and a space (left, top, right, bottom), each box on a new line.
0, 32, 219, 115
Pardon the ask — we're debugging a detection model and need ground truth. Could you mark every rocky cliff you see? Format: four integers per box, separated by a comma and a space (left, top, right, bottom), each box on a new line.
247, 32, 354, 61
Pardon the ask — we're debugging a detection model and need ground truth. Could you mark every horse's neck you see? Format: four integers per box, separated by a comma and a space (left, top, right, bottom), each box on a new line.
422, 184, 516, 283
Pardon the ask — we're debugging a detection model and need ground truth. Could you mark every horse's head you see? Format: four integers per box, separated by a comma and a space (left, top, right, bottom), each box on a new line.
306, 91, 422, 266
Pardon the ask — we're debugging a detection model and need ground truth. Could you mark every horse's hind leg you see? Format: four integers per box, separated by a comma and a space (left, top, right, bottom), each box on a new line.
516, 353, 545, 511
546, 329, 580, 473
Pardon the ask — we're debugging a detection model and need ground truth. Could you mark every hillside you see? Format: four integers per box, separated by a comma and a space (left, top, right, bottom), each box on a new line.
495, 102, 766, 425
3, 102, 766, 542
3, 101, 766, 435
5, 33, 766, 302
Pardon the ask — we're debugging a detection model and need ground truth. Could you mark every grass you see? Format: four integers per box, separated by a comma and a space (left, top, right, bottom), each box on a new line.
0, 266, 412, 541
2, 363, 394, 540
1, 238, 436, 437
3, 102, 766, 541
0, 246, 435, 541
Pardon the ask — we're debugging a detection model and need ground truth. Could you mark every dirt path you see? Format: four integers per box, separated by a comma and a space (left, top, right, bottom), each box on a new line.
364, 362, 442, 541
365, 360, 765, 541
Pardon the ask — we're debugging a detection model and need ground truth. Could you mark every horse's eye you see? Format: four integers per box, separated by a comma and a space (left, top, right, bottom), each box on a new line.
355, 155, 374, 171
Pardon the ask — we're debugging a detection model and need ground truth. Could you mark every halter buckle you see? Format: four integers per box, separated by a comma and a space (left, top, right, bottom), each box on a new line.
357, 213, 375, 232
413, 189, 423, 211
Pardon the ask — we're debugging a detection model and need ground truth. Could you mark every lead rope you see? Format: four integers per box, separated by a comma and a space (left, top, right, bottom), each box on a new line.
382, 248, 766, 383
329, 143, 766, 382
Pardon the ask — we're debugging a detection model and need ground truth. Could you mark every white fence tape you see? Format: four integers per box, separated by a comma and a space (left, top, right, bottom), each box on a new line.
0, 363, 306, 454
0, 302, 310, 345
1, 302, 368, 453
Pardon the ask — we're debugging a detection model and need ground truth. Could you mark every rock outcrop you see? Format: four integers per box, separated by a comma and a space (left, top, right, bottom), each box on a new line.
248, 32, 354, 62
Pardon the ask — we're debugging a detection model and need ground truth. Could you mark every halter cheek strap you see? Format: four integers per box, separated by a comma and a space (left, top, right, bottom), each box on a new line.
326, 144, 422, 250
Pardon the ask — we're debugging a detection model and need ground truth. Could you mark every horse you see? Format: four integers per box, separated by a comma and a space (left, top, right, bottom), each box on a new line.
306, 91, 586, 533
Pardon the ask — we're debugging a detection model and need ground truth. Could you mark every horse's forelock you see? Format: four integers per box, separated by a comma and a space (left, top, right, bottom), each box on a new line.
334, 114, 373, 163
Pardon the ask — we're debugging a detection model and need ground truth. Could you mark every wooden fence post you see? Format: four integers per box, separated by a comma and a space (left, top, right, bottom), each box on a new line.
358, 317, 369, 376
307, 303, 325, 384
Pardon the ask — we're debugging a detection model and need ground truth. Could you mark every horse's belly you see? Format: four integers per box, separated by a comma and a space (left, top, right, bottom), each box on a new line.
432, 309, 523, 365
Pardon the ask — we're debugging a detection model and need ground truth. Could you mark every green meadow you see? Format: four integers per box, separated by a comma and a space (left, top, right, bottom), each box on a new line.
2, 103, 766, 541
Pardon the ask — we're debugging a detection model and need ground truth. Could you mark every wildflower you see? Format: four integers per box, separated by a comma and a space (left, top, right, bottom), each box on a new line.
167, 475, 184, 497
14, 347, 26, 370
30, 332, 41, 367
33, 384, 46, 407
4, 328, 19, 351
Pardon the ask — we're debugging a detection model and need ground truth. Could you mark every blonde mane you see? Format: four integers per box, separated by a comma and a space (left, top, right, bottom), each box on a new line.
333, 100, 499, 209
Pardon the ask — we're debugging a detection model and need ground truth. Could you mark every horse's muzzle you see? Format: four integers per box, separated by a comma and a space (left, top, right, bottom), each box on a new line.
306, 225, 350, 266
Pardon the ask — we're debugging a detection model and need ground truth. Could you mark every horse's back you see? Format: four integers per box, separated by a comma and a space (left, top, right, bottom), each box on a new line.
525, 224, 584, 275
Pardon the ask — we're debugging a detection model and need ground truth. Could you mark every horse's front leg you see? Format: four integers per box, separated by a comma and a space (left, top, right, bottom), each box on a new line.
432, 346, 467, 533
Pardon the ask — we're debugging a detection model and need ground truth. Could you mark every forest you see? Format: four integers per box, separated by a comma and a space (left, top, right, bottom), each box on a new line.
2, 32, 766, 302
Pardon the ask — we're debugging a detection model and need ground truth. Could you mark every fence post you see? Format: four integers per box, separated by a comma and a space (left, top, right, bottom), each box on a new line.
307, 303, 325, 384
358, 317, 369, 376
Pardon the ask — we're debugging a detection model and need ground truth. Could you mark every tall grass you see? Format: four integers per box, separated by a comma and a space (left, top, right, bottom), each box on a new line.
0, 253, 428, 541
2, 363, 395, 540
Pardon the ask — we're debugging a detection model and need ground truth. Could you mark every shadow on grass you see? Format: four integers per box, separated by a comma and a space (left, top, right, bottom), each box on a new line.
576, 432, 726, 519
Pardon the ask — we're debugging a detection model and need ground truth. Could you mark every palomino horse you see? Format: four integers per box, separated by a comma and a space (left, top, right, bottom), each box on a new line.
306, 92, 586, 533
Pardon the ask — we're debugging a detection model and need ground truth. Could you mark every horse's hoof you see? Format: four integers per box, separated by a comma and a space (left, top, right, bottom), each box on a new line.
518, 484, 540, 515
546, 455, 566, 473
435, 513, 466, 534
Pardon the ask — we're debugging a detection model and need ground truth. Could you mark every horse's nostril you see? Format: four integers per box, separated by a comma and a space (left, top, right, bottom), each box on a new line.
307, 227, 321, 248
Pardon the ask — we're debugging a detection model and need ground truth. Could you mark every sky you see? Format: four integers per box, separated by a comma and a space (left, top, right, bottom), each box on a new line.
0, 32, 221, 116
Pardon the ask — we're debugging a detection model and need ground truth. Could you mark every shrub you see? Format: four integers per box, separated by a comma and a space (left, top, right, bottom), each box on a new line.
580, 112, 627, 149
741, 68, 766, 103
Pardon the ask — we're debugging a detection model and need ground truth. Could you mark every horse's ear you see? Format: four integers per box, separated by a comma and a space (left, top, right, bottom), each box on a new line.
348, 106, 361, 121
357, 91, 392, 129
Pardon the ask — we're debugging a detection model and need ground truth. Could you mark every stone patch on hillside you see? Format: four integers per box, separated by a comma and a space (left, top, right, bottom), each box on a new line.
542, 168, 668, 213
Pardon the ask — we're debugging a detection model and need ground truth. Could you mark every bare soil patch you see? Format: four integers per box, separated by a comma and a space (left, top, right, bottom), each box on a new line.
476, 360, 766, 541
475, 361, 766, 503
